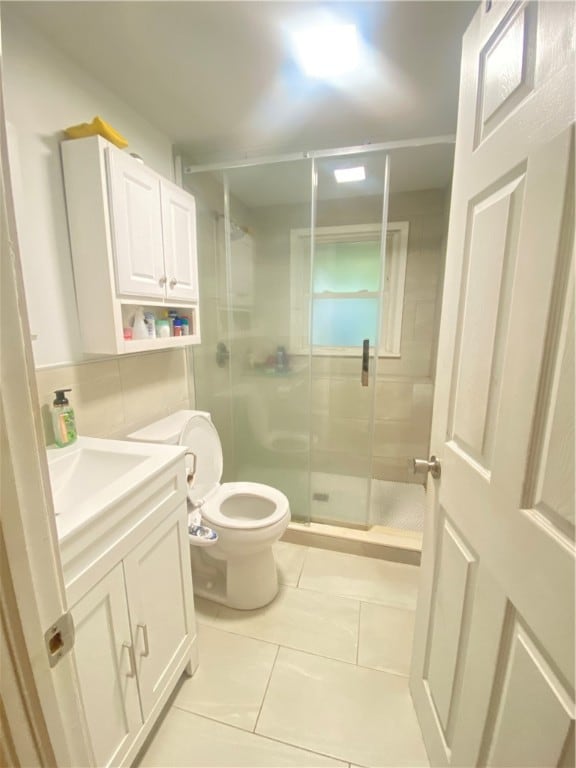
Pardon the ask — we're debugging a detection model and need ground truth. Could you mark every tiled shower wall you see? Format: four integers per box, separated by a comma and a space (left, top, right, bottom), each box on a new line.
35, 349, 195, 445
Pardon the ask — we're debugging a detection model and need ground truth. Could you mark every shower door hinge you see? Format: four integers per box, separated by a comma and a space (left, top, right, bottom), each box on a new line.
44, 611, 75, 667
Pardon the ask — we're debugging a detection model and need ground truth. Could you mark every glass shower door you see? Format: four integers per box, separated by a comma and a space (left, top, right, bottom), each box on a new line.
308, 152, 390, 528
223, 159, 314, 523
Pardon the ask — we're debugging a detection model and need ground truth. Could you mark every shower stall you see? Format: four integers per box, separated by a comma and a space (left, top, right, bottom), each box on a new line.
184, 141, 451, 543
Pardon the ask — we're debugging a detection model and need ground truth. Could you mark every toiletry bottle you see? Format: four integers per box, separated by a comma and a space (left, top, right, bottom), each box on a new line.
132, 307, 148, 340
276, 346, 287, 372
52, 389, 77, 447
144, 311, 157, 338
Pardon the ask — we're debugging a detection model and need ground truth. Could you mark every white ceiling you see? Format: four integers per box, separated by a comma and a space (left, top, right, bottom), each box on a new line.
8, 2, 476, 158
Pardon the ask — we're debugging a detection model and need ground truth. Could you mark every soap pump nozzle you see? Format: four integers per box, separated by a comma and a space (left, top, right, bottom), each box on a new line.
53, 389, 72, 407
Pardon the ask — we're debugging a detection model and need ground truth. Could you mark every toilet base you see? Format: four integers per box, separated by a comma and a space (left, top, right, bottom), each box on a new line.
190, 546, 279, 610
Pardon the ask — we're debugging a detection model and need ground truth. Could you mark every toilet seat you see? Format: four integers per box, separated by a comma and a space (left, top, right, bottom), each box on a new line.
202, 482, 289, 530
179, 415, 289, 530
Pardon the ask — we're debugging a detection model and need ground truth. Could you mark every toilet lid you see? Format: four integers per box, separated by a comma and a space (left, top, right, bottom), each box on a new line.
179, 414, 223, 503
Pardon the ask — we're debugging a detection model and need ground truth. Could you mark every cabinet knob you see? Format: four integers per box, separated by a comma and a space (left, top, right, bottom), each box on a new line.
169, 278, 178, 289
159, 276, 167, 286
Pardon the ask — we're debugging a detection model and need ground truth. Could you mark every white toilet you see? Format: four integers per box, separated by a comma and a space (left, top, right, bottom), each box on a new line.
127, 410, 290, 610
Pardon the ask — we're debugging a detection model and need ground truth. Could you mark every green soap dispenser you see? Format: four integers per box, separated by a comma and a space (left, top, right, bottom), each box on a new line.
52, 389, 77, 447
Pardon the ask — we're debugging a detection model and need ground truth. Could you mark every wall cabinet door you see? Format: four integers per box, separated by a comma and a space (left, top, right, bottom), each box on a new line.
106, 147, 165, 298
70, 563, 142, 768
161, 181, 199, 302
123, 508, 195, 719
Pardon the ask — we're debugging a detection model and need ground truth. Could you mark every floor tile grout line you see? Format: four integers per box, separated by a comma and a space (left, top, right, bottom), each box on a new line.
295, 545, 310, 589
196, 621, 412, 678
252, 643, 281, 734
196, 614, 413, 678
194, 614, 360, 664
199, 598, 410, 677
356, 601, 362, 666
292, 582, 418, 611
167, 704, 349, 766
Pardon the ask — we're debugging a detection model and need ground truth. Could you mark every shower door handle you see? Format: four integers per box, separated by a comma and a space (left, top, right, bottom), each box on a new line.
361, 339, 369, 386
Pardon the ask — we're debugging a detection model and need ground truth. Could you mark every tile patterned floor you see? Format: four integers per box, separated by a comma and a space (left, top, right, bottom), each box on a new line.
136, 543, 428, 768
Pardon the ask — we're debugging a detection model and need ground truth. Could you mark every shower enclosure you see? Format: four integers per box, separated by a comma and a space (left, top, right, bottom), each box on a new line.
185, 141, 450, 536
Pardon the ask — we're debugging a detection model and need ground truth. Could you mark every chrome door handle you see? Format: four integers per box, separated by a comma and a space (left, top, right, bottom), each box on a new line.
412, 455, 441, 480
122, 641, 137, 677
169, 278, 178, 289
137, 623, 150, 657
159, 276, 167, 287
361, 339, 369, 387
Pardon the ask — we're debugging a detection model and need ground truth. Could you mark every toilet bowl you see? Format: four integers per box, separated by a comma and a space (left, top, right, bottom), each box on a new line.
127, 410, 290, 610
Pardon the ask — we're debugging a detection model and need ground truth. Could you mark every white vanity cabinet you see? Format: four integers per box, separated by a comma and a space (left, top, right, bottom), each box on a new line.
56, 444, 198, 767
70, 563, 142, 767
61, 135, 201, 354
123, 509, 192, 720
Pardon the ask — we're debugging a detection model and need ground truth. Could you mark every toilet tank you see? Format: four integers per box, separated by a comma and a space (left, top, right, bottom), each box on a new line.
126, 410, 211, 445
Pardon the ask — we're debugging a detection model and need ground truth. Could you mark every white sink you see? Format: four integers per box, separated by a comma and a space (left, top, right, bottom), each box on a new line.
47, 436, 186, 542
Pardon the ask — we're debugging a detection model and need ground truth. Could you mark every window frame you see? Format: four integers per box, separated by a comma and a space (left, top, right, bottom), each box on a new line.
289, 221, 409, 357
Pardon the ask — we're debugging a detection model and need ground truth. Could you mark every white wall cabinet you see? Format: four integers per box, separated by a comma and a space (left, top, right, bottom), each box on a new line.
61, 136, 201, 354
160, 181, 199, 303
62, 456, 198, 768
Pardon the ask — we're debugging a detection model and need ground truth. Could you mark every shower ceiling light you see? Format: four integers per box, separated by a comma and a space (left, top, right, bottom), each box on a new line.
334, 166, 366, 183
292, 23, 359, 79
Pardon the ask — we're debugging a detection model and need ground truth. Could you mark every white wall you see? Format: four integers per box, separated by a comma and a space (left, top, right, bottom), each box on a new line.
2, 9, 175, 366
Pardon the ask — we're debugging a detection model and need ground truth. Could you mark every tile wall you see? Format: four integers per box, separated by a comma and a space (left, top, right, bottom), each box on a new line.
35, 349, 194, 445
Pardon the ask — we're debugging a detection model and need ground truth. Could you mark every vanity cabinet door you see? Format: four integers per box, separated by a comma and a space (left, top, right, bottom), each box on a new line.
123, 506, 195, 719
70, 563, 142, 768
161, 180, 199, 302
106, 146, 165, 299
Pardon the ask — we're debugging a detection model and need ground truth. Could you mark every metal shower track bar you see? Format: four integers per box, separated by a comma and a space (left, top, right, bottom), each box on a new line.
183, 134, 456, 173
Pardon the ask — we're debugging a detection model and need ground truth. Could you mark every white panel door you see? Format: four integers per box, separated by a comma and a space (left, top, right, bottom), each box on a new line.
411, 3, 575, 766
123, 507, 195, 720
161, 180, 198, 302
106, 146, 165, 298
70, 564, 142, 768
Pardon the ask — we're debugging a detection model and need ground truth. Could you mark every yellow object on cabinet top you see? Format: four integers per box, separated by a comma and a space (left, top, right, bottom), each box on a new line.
64, 116, 128, 148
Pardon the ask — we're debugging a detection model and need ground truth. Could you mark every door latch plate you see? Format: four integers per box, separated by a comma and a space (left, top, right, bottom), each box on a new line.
44, 612, 75, 667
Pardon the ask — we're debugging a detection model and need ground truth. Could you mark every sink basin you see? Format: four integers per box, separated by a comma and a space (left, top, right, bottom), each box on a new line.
49, 447, 147, 516
47, 436, 186, 542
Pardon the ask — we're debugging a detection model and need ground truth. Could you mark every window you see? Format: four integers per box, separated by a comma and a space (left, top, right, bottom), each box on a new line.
290, 222, 409, 356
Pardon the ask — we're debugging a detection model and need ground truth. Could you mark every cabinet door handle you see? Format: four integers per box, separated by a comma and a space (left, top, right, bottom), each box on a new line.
169, 278, 178, 289
159, 276, 167, 286
122, 641, 136, 677
137, 623, 150, 657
